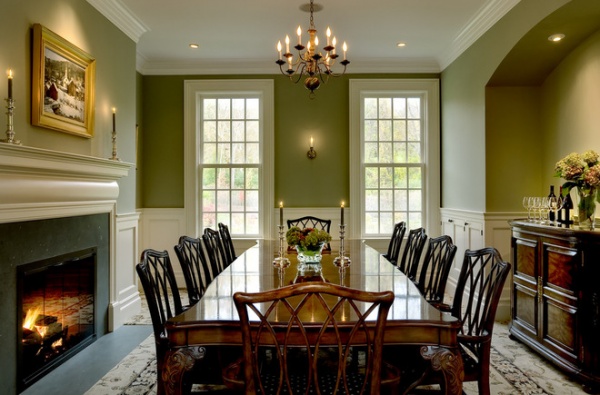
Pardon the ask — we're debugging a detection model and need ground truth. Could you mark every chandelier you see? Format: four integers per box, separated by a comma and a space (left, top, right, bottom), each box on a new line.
276, 0, 349, 97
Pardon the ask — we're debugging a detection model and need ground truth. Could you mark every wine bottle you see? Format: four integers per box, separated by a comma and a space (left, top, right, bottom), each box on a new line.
563, 188, 574, 225
548, 186, 556, 221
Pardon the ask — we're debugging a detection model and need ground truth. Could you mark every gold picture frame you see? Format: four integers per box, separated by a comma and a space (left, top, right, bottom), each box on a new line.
31, 24, 96, 138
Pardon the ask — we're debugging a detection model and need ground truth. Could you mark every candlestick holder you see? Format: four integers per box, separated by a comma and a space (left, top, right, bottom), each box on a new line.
109, 128, 120, 161
333, 224, 351, 267
273, 225, 290, 268
1, 98, 21, 145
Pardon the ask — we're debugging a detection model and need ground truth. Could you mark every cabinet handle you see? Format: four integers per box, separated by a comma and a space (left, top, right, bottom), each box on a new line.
448, 219, 454, 223
464, 222, 469, 226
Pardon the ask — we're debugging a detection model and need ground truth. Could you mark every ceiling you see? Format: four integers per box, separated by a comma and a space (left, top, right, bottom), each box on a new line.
87, 0, 521, 75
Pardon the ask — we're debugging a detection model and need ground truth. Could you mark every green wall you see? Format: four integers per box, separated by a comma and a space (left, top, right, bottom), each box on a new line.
541, 28, 600, 192
0, 0, 138, 214
140, 73, 436, 208
440, 0, 569, 212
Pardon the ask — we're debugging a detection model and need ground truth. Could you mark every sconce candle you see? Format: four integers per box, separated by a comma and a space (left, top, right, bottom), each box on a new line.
7, 69, 13, 99
279, 201, 284, 226
341, 201, 344, 225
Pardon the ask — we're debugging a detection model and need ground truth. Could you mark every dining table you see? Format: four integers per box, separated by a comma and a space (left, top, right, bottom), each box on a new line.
163, 239, 463, 395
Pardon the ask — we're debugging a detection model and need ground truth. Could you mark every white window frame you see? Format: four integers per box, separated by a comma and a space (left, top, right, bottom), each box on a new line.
349, 79, 440, 240
184, 80, 275, 239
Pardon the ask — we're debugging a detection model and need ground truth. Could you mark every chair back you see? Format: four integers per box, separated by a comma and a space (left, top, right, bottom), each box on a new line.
416, 235, 457, 304
174, 235, 212, 305
287, 216, 332, 251
452, 247, 510, 339
398, 227, 427, 280
218, 222, 237, 265
234, 282, 394, 395
202, 227, 228, 275
383, 221, 406, 265
136, 249, 183, 345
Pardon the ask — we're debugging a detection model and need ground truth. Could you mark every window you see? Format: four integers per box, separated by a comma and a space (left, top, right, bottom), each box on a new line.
184, 80, 274, 239
200, 97, 260, 234
349, 79, 440, 239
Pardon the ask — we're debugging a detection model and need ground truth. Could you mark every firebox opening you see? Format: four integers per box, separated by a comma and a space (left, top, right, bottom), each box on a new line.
17, 247, 97, 392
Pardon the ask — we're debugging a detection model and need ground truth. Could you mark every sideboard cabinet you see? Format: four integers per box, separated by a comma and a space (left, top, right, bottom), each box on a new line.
509, 220, 600, 393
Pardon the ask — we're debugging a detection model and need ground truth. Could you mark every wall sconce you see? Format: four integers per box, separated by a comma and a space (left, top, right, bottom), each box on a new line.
307, 136, 317, 159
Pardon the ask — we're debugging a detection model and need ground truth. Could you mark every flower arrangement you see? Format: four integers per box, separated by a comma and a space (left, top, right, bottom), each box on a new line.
286, 226, 332, 251
554, 150, 600, 226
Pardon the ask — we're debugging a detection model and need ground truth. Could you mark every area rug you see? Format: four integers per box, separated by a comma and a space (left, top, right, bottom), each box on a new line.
86, 321, 586, 395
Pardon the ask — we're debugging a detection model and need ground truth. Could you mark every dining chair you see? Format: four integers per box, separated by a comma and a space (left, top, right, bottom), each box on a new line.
174, 235, 212, 306
397, 227, 427, 281
202, 227, 228, 274
286, 216, 332, 252
383, 221, 406, 266
218, 222, 237, 265
136, 249, 190, 395
414, 235, 457, 305
410, 247, 511, 395
230, 282, 397, 395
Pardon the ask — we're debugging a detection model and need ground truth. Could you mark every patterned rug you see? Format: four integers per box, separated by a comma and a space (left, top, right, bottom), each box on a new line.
86, 292, 587, 395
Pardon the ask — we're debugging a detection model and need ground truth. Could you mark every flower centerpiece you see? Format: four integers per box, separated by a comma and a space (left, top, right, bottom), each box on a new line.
554, 150, 600, 228
286, 226, 332, 264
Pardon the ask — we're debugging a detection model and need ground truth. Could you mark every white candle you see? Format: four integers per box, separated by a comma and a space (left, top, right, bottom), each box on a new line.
285, 35, 290, 53
341, 201, 344, 225
297, 26, 302, 45
326, 27, 331, 46
310, 136, 313, 148
343, 42, 348, 60
277, 41, 282, 60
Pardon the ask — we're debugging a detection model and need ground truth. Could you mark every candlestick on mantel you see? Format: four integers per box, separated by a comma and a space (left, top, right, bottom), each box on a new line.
340, 201, 344, 225
109, 107, 120, 161
1, 69, 21, 145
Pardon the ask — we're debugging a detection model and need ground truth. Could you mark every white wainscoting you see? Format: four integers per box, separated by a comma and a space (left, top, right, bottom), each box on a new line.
139, 208, 188, 286
440, 208, 521, 322
110, 212, 141, 329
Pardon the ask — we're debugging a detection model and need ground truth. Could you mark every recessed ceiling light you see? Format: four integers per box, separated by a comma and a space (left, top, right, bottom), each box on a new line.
189, 43, 199, 49
397, 42, 406, 48
548, 34, 565, 42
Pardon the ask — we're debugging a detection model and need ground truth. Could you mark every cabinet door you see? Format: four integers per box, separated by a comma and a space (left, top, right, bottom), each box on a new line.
540, 240, 580, 366
511, 233, 539, 340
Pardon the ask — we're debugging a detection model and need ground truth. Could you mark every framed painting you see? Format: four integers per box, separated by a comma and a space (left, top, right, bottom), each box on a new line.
31, 24, 96, 138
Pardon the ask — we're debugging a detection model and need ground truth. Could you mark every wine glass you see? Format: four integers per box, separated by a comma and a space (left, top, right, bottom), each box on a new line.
539, 197, 550, 224
531, 197, 542, 222
523, 196, 532, 221
549, 195, 563, 224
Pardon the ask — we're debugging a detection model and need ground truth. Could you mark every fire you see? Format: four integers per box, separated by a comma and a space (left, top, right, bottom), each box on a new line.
23, 307, 41, 331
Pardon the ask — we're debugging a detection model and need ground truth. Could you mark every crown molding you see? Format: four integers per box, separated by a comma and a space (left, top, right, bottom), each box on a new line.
136, 57, 441, 76
439, 0, 521, 70
86, 0, 149, 43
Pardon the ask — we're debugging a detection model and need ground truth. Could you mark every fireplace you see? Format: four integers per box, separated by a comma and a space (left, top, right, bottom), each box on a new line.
17, 247, 97, 392
0, 143, 133, 394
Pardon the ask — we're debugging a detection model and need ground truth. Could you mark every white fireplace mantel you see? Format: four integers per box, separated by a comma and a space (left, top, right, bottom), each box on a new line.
0, 143, 131, 224
0, 143, 138, 331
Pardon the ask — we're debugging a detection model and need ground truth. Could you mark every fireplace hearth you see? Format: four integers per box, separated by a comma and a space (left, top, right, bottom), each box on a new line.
17, 247, 97, 391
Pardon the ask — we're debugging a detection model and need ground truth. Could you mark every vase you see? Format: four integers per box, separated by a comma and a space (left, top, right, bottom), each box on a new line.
577, 188, 597, 229
295, 242, 326, 264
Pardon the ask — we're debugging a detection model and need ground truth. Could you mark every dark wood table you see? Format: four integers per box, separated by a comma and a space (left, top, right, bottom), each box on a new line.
164, 240, 463, 394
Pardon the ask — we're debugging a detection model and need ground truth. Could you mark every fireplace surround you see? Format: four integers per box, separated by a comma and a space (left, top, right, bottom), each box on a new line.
0, 144, 132, 393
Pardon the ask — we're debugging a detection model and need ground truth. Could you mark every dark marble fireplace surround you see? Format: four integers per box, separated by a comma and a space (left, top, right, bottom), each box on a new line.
0, 214, 110, 392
